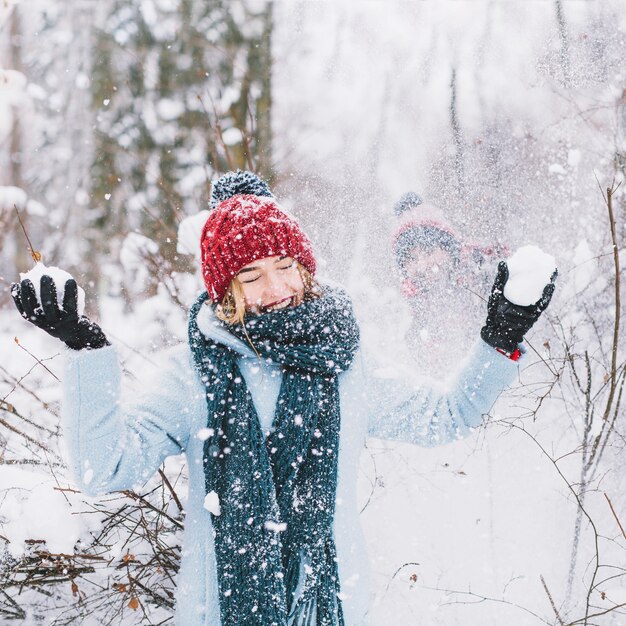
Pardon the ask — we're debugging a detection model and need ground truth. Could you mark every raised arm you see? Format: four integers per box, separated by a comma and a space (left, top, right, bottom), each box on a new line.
62, 344, 199, 496
367, 258, 556, 446
367, 339, 520, 446
12, 274, 199, 496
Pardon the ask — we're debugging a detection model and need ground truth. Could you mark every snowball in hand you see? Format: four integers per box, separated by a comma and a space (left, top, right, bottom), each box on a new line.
19, 262, 86, 315
503, 246, 557, 306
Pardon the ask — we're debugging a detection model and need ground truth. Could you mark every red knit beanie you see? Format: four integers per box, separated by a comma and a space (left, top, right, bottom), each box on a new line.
200, 194, 317, 302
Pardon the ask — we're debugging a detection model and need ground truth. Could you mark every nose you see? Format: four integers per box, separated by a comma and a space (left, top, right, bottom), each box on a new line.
262, 270, 291, 304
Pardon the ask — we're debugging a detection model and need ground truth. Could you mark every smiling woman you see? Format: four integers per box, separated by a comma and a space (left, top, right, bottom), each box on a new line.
10, 170, 556, 626
201, 190, 322, 327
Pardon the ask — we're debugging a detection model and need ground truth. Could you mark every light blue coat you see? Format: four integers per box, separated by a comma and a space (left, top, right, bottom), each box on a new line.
62, 300, 521, 625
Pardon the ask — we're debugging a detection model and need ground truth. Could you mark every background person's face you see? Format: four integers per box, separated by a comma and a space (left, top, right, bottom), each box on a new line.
404, 247, 453, 292
236, 255, 305, 314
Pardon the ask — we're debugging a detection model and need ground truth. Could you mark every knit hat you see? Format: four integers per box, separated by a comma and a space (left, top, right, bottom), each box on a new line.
200, 194, 316, 302
392, 192, 461, 271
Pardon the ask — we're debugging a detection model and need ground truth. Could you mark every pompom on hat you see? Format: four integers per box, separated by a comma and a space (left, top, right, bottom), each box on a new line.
209, 170, 274, 209
393, 191, 424, 216
200, 194, 317, 302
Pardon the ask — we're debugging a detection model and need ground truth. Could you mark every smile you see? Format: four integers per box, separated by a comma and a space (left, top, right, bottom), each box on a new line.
263, 296, 295, 312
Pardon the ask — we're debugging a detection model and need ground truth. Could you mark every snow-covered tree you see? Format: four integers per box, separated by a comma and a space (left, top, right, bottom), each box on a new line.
90, 0, 273, 300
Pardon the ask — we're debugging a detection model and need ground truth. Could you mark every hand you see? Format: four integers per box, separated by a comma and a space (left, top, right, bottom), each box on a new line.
480, 261, 556, 354
11, 276, 110, 350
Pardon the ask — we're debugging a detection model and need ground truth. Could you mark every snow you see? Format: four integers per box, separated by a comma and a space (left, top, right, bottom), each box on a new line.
221, 127, 244, 146
0, 466, 97, 558
140, 0, 158, 27
264, 520, 287, 533
120, 232, 160, 293
177, 166, 210, 197
74, 72, 90, 89
503, 245, 557, 306
19, 262, 86, 315
156, 97, 185, 121
203, 490, 221, 516
219, 85, 242, 111
0, 185, 27, 210
83, 468, 94, 485
567, 149, 581, 168
548, 163, 567, 175
196, 427, 214, 441
0, 69, 28, 102
0, 0, 21, 20
0, 68, 29, 142
26, 82, 46, 101
26, 199, 47, 216
572, 239, 595, 293
2, 1, 626, 624
177, 210, 210, 259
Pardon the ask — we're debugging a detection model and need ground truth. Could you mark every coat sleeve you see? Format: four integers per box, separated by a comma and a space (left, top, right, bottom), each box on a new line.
366, 339, 522, 446
61, 344, 200, 496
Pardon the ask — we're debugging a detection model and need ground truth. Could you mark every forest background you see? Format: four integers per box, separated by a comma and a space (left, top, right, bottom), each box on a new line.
0, 1, 625, 625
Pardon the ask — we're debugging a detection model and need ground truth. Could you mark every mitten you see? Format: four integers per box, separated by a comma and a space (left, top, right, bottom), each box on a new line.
12, 276, 110, 350
481, 261, 556, 354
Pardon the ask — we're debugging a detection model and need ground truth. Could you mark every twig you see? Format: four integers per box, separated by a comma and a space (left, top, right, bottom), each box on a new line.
584, 179, 623, 476
128, 574, 174, 610
44, 449, 71, 506
506, 422, 601, 625
0, 416, 64, 463
203, 90, 235, 170
121, 491, 184, 530
157, 469, 184, 514
33, 551, 107, 562
0, 363, 60, 423
12, 339, 60, 382
540, 574, 565, 625
0, 459, 64, 468
244, 97, 256, 171
525, 336, 560, 379
14, 204, 41, 263
604, 493, 626, 541
195, 93, 221, 172
600, 182, 621, 422
419, 582, 551, 624
566, 601, 626, 625
383, 561, 420, 595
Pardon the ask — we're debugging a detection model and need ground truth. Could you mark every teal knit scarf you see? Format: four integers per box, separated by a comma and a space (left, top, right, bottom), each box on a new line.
188, 286, 360, 626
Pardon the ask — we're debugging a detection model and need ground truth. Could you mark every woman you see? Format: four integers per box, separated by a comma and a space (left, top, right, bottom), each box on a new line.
11, 171, 555, 626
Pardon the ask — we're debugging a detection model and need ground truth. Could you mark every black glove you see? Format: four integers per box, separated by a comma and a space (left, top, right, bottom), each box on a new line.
481, 261, 556, 354
11, 276, 110, 351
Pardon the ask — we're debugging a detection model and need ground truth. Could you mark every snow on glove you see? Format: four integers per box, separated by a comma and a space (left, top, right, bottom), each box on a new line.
480, 261, 556, 354
11, 276, 110, 350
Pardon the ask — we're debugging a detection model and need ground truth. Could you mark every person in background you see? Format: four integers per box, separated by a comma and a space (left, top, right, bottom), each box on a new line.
11, 171, 554, 626
392, 191, 507, 375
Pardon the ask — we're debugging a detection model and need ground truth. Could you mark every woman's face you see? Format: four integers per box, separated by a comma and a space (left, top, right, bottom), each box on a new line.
235, 255, 305, 314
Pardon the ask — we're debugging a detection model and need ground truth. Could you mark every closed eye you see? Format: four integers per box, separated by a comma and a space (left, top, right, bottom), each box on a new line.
240, 275, 260, 284
278, 261, 295, 270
